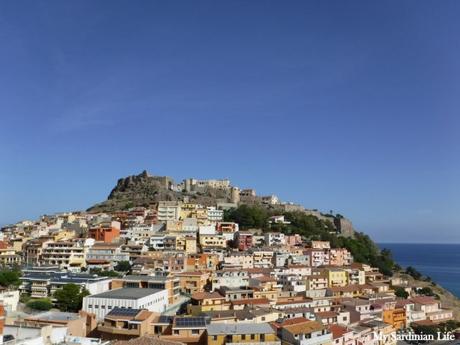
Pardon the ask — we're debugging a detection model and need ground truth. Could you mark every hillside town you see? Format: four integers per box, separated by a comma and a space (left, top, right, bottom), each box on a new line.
0, 176, 457, 345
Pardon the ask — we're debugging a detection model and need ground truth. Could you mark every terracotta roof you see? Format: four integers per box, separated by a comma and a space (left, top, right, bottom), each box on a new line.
411, 296, 438, 305
283, 320, 326, 335
276, 297, 312, 305
315, 311, 337, 318
112, 335, 185, 345
411, 319, 435, 326
231, 298, 270, 305
191, 291, 224, 300
252, 275, 276, 283
135, 310, 155, 321
395, 299, 414, 308
328, 324, 350, 339
86, 259, 110, 264
271, 317, 310, 330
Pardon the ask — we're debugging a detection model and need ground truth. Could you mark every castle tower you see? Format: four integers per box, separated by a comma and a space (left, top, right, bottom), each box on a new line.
184, 178, 192, 192
231, 187, 240, 204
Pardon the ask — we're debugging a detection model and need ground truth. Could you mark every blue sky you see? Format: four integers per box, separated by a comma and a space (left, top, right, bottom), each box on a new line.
1, 1, 459, 242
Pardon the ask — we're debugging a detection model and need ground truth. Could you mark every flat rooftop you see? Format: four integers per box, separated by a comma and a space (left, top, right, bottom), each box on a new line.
25, 311, 80, 321
207, 323, 275, 335
87, 288, 163, 300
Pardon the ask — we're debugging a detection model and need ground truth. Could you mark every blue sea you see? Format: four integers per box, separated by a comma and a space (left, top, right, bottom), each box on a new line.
378, 243, 460, 298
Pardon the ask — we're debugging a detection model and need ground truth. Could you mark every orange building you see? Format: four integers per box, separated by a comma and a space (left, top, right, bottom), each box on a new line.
383, 308, 406, 330
0, 304, 4, 337
185, 253, 219, 272
175, 271, 210, 295
97, 307, 156, 340
89, 221, 121, 243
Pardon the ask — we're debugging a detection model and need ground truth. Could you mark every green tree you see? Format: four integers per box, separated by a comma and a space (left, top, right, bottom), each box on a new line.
440, 320, 460, 332
419, 287, 435, 296
411, 321, 460, 336
54, 284, 90, 312
0, 269, 21, 288
224, 205, 269, 229
114, 261, 132, 272
226, 206, 398, 277
90, 268, 121, 277
26, 298, 53, 311
411, 323, 439, 337
405, 266, 422, 279
394, 287, 409, 299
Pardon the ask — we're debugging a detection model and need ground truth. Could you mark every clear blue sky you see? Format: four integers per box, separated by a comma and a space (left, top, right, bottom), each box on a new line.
1, 1, 459, 243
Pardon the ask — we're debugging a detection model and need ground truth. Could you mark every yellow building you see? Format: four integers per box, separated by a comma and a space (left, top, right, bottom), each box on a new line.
326, 268, 348, 287
174, 234, 197, 253
0, 248, 21, 266
250, 276, 280, 301
195, 208, 208, 224
281, 321, 332, 345
175, 271, 210, 295
199, 235, 226, 249
185, 236, 197, 254
52, 229, 76, 242
179, 203, 198, 219
187, 291, 229, 315
207, 323, 279, 345
11, 237, 30, 252
166, 220, 183, 232
180, 203, 208, 223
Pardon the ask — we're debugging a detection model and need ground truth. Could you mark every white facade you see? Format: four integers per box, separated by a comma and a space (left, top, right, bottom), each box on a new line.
84, 279, 112, 296
212, 271, 249, 290
0, 290, 19, 312
206, 207, 224, 222
198, 224, 216, 235
83, 288, 168, 320
157, 202, 181, 221
182, 218, 199, 232
265, 232, 286, 246
121, 224, 162, 244
223, 253, 254, 269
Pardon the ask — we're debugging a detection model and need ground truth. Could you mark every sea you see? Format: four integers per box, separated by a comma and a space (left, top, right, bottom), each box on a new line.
378, 243, 460, 298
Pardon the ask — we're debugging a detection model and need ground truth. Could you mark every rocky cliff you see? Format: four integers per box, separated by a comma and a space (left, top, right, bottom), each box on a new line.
88, 170, 234, 212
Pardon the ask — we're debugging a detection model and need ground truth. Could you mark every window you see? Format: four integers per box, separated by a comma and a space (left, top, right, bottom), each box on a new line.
192, 330, 199, 335
174, 330, 179, 335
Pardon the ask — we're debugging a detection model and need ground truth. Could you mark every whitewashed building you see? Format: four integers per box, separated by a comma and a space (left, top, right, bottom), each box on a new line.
82, 288, 168, 320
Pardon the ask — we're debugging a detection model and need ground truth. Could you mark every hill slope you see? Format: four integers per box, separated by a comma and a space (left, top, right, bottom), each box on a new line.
88, 170, 234, 212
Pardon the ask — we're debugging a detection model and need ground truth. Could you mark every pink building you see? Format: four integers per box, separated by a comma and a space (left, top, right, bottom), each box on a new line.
236, 232, 253, 251
285, 234, 302, 246
330, 248, 353, 266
